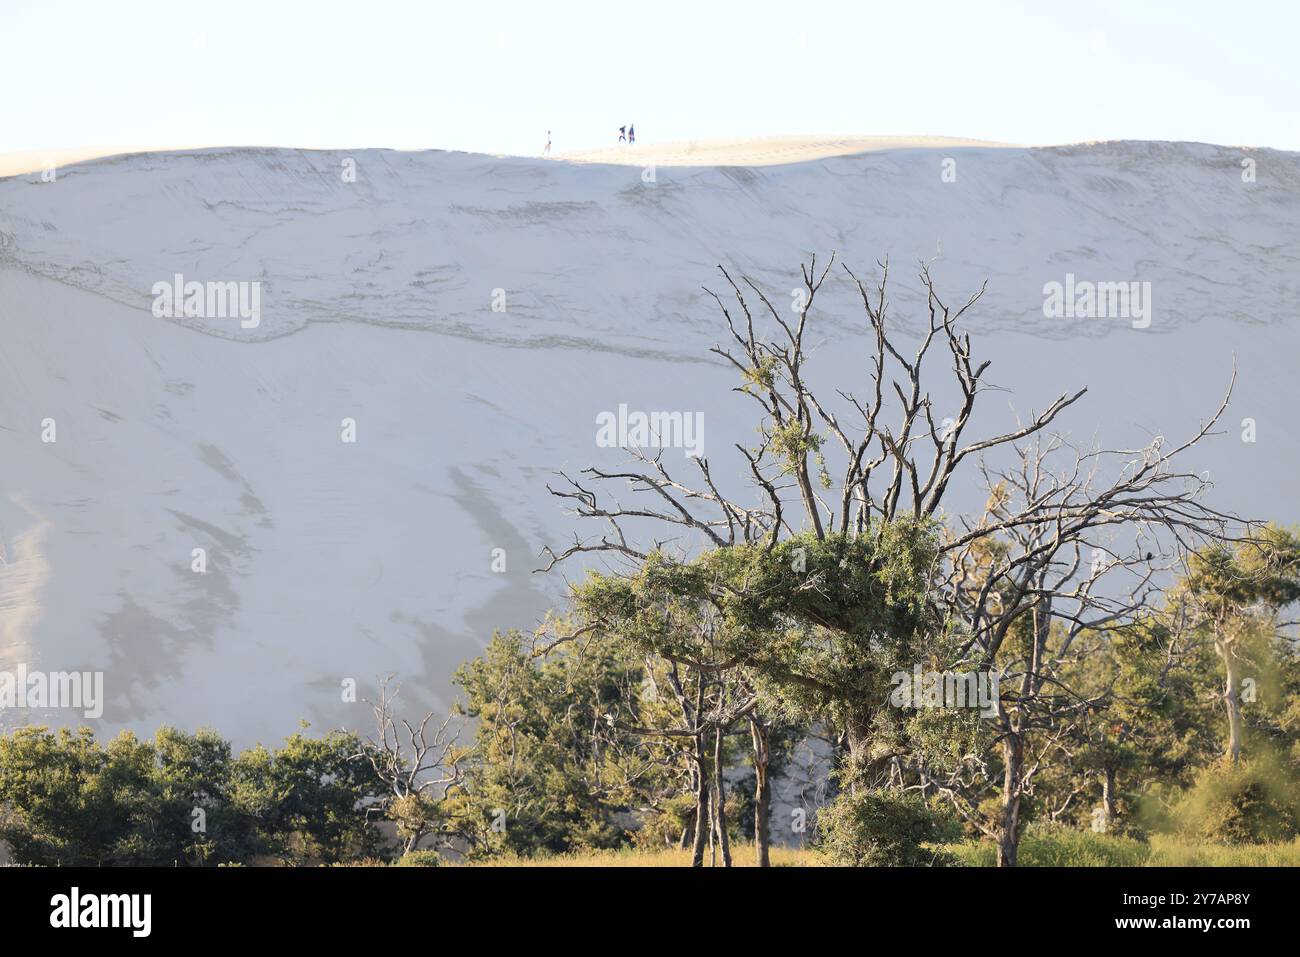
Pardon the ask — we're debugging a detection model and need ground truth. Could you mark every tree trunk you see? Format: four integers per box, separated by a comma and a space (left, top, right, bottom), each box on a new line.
844, 719, 896, 796
843, 713, 877, 794
1101, 766, 1117, 831
998, 731, 1024, 868
795, 466, 825, 540
1219, 643, 1244, 764
998, 581, 1045, 867
713, 725, 733, 867
750, 715, 771, 867
690, 732, 710, 867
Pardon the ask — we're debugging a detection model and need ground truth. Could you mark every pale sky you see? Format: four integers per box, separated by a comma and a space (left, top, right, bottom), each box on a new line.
4, 0, 1297, 156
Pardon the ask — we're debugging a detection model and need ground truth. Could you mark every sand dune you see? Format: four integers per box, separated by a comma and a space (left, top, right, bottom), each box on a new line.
0, 135, 1022, 180
1, 138, 1297, 746
0, 146, 187, 179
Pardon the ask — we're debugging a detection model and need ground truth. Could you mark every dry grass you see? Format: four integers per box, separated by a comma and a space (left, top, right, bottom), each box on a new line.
452, 843, 827, 867
946, 831, 1300, 867
448, 834, 1300, 867
1145, 835, 1300, 866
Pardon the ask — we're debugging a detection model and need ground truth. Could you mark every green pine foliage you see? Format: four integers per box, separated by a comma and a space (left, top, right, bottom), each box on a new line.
0, 724, 384, 866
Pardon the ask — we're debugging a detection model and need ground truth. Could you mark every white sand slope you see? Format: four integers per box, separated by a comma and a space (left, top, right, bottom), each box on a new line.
0, 138, 1297, 748
0, 146, 196, 179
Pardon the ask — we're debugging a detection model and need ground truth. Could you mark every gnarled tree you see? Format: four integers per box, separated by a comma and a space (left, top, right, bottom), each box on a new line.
543, 254, 1243, 866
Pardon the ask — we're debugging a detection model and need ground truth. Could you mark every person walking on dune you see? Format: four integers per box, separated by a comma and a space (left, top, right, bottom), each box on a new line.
628, 124, 635, 144
618, 126, 626, 143
543, 131, 551, 155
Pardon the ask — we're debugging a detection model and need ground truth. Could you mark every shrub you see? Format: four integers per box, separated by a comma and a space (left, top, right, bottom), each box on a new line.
394, 850, 442, 867
945, 826, 1150, 867
1173, 757, 1300, 845
0, 725, 387, 866
816, 788, 958, 866
944, 828, 1300, 867
630, 791, 696, 850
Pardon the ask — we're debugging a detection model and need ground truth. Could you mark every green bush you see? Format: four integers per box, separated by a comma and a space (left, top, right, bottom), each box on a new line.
946, 823, 1152, 867
944, 828, 1300, 866
394, 850, 442, 867
1173, 757, 1300, 845
0, 725, 387, 866
816, 788, 958, 866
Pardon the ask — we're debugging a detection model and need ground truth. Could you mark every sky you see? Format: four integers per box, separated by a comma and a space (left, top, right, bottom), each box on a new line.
4, 0, 1298, 156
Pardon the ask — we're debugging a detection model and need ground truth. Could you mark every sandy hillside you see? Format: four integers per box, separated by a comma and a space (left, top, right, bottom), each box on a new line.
0, 146, 190, 179
0, 136, 1021, 179
0, 137, 1297, 757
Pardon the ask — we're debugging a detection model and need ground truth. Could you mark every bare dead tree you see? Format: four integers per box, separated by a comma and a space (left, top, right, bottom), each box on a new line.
359, 676, 466, 855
